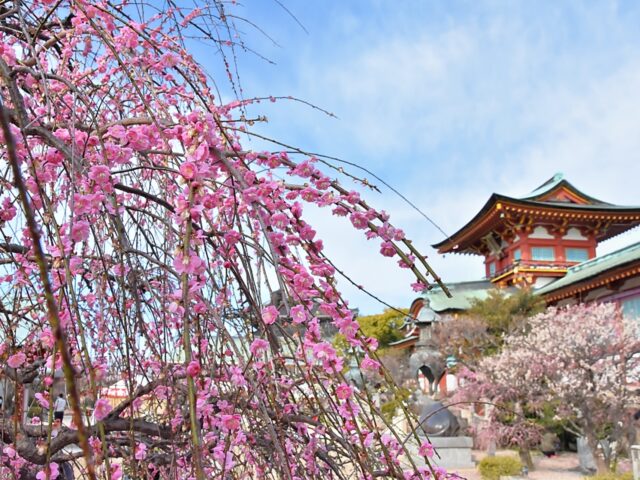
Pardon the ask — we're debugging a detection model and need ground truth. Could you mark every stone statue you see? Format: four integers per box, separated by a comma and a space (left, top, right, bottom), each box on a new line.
415, 395, 460, 437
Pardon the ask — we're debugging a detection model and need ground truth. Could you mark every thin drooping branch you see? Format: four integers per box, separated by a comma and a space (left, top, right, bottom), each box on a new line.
0, 102, 98, 480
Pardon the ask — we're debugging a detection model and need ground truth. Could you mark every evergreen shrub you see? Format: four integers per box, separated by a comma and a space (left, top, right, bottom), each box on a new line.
478, 455, 522, 480
584, 473, 633, 480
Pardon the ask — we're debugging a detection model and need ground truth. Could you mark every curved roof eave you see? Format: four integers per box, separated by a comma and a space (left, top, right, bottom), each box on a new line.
432, 194, 640, 252
432, 193, 501, 251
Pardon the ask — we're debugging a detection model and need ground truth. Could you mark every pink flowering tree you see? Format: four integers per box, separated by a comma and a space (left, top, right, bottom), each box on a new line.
457, 303, 640, 472
0, 1, 454, 479
454, 352, 545, 469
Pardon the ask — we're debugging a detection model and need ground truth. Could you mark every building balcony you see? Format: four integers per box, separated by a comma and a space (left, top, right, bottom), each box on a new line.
490, 259, 579, 283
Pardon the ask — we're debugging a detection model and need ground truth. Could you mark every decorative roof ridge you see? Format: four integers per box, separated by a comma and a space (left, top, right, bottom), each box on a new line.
432, 193, 640, 250
522, 172, 565, 199
566, 241, 640, 274
520, 173, 611, 205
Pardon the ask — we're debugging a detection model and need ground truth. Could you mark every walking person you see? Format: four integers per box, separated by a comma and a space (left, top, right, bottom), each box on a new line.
54, 393, 67, 423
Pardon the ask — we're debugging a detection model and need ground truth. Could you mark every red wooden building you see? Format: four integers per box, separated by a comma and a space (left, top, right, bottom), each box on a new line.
432, 173, 640, 288
394, 174, 640, 396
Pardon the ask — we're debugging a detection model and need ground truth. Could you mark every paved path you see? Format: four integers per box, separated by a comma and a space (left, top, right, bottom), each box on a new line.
449, 452, 585, 479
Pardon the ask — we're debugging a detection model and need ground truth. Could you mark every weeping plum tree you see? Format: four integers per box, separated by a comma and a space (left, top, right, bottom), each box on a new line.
0, 1, 453, 479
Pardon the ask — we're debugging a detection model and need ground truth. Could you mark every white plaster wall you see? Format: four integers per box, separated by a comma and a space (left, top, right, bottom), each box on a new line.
563, 227, 588, 240
529, 226, 555, 239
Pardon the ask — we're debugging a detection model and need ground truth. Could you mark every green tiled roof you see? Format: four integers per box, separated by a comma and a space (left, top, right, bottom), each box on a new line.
536, 241, 640, 295
422, 280, 508, 312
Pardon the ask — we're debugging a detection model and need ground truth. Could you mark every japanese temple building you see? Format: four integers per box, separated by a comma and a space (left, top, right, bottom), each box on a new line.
394, 174, 640, 394
432, 173, 640, 288
398, 174, 640, 345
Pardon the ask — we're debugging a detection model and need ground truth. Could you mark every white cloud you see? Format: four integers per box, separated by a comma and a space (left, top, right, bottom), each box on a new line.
232, 2, 640, 313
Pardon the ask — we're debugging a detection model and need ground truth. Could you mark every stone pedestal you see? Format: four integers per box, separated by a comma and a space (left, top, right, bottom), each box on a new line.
428, 436, 474, 469
631, 445, 640, 480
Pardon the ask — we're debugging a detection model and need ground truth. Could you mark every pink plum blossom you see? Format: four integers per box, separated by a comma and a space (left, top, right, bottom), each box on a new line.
418, 440, 434, 458
220, 414, 240, 431
360, 355, 381, 372
290, 305, 306, 324
7, 352, 26, 368
380, 241, 396, 257
250, 338, 269, 356
349, 211, 368, 229
88, 165, 111, 186
411, 281, 428, 292
40, 329, 55, 349
70, 221, 90, 242
134, 443, 147, 460
36, 463, 59, 480
34, 392, 50, 409
336, 384, 353, 400
0, 197, 16, 221
111, 464, 123, 480
93, 398, 113, 421
107, 124, 127, 140
261, 305, 279, 325
186, 360, 201, 377
172, 251, 205, 275
179, 161, 198, 180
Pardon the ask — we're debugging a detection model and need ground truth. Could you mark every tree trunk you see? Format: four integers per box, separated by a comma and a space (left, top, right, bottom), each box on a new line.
586, 433, 611, 473
595, 453, 609, 473
519, 446, 534, 471
13, 382, 23, 425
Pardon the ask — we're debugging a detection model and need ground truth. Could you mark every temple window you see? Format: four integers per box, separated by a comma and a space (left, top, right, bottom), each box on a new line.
622, 296, 640, 320
513, 248, 521, 261
531, 246, 555, 261
489, 262, 496, 276
565, 247, 589, 263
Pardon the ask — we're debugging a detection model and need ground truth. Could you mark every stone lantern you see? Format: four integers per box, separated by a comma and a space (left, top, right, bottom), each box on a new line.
406, 300, 473, 468
344, 356, 365, 388
408, 299, 446, 396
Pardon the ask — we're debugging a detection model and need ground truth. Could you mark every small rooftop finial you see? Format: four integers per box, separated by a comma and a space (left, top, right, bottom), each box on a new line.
553, 172, 564, 181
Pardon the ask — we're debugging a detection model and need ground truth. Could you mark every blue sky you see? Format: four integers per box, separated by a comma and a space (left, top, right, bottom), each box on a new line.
200, 0, 640, 314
